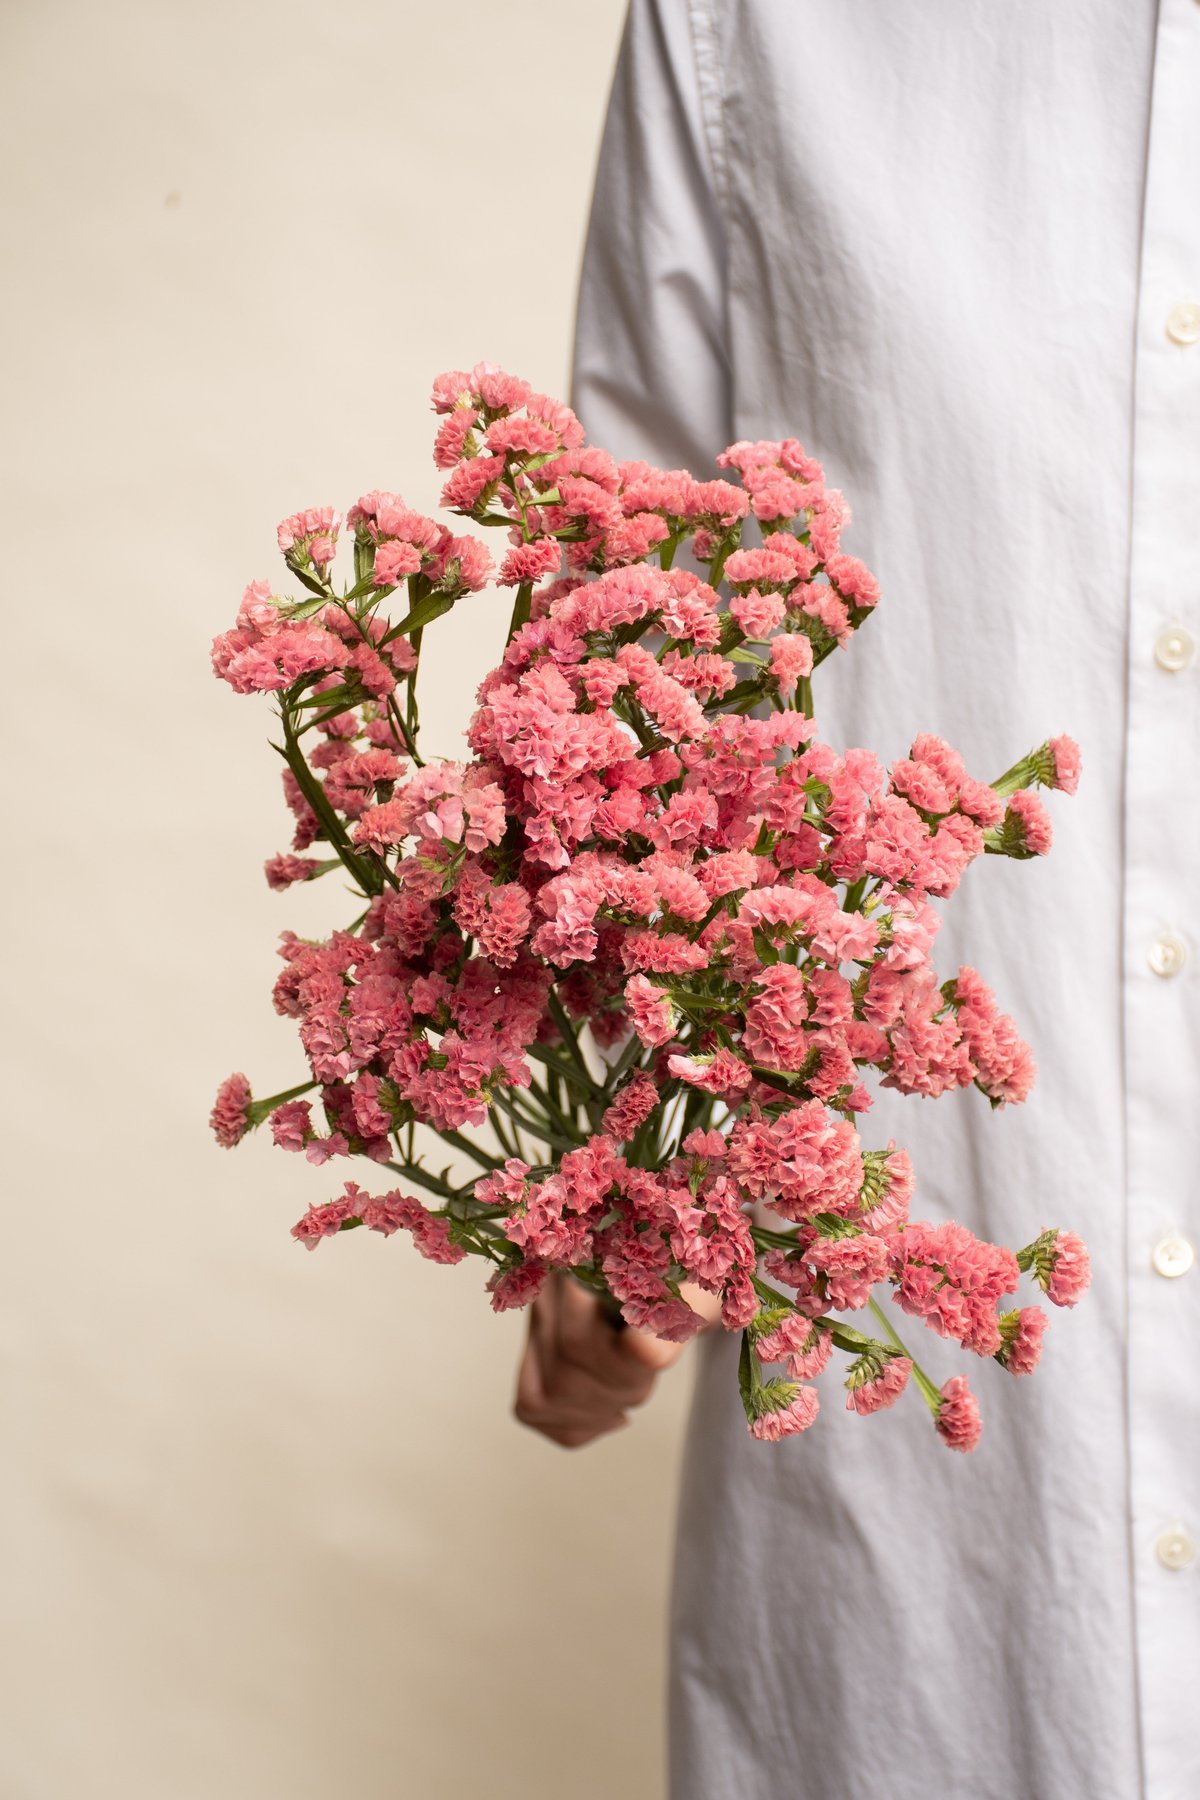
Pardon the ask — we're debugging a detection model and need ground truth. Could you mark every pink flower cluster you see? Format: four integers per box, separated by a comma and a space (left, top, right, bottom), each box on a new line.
210, 363, 1088, 1452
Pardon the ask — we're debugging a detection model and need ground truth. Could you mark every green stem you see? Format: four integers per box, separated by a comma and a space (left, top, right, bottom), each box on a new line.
525, 1074, 588, 1145
438, 1129, 504, 1172
506, 579, 534, 643
383, 1160, 465, 1203
989, 755, 1032, 800
752, 1224, 805, 1252
506, 459, 532, 540
405, 626, 423, 745
246, 1078, 319, 1128
528, 1051, 597, 1101
275, 713, 385, 895
867, 1297, 942, 1413
488, 1088, 583, 1156
546, 993, 598, 1089
325, 593, 422, 764
750, 1272, 797, 1309
599, 1030, 648, 1095
487, 1104, 521, 1161
707, 529, 739, 591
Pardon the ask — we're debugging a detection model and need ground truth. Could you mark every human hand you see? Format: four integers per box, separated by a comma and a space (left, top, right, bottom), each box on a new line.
513, 1273, 718, 1448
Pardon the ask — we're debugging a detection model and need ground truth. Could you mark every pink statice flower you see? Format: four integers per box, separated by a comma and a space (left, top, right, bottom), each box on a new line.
498, 535, 562, 587
264, 853, 322, 891
1046, 734, 1082, 794
996, 1306, 1048, 1375
1016, 1227, 1091, 1307
753, 1311, 832, 1375
845, 1351, 912, 1415
1002, 789, 1054, 857
727, 1104, 863, 1221
891, 1219, 1019, 1357
806, 1232, 891, 1310
769, 632, 814, 695
730, 587, 786, 639
358, 1190, 468, 1263
748, 1382, 821, 1441
667, 1048, 753, 1099
1046, 1236, 1091, 1306
432, 406, 479, 469
1046, 1231, 1091, 1306
487, 1257, 550, 1311
291, 1182, 363, 1248
935, 1375, 982, 1452
277, 505, 341, 569
824, 551, 879, 609
211, 619, 346, 695
270, 1099, 312, 1152
601, 1072, 661, 1141
857, 1145, 914, 1231
625, 975, 676, 1049
210, 1073, 252, 1147
685, 1127, 727, 1157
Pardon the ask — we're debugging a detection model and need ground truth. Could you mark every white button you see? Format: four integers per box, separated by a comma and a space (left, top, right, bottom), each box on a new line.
1166, 302, 1200, 346
1154, 624, 1196, 672
1152, 1231, 1195, 1279
1156, 1526, 1196, 1572
1148, 932, 1188, 978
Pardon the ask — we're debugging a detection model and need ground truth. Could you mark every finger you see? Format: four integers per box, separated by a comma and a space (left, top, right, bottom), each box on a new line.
527, 1276, 564, 1381
680, 1280, 724, 1331
514, 1324, 548, 1419
516, 1284, 636, 1431
535, 1412, 631, 1450
514, 1360, 630, 1444
555, 1282, 664, 1403
617, 1324, 688, 1374
516, 1285, 577, 1420
613, 1289, 720, 1373
515, 1274, 706, 1440
550, 1338, 655, 1415
557, 1275, 704, 1384
619, 1281, 724, 1365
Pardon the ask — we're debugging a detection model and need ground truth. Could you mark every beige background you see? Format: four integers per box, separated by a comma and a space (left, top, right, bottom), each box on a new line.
0, 4, 705, 1797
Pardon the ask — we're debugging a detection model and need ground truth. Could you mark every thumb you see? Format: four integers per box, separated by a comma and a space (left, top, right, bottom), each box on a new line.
612, 1281, 724, 1371
618, 1322, 689, 1373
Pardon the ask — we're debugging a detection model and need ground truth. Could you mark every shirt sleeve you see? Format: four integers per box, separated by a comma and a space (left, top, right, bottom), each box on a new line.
571, 0, 732, 472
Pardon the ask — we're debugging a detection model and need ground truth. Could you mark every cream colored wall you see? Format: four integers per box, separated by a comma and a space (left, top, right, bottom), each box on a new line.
0, 5, 698, 1796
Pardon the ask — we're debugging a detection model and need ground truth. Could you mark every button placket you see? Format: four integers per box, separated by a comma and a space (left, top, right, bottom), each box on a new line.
1124, 3, 1200, 1784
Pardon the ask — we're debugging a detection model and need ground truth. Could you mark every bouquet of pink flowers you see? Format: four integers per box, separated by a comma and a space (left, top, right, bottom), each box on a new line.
210, 363, 1088, 1451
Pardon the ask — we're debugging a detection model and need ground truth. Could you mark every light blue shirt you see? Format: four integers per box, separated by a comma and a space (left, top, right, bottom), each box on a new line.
573, 4, 1200, 1796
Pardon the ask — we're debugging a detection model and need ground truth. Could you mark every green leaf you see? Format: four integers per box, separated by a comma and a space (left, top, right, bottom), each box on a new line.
294, 683, 357, 712
705, 678, 762, 715
386, 591, 457, 638
506, 579, 534, 642
290, 565, 331, 599
282, 593, 334, 622
273, 728, 382, 896
737, 1328, 757, 1418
